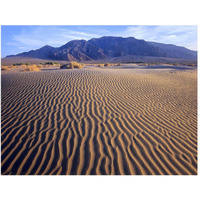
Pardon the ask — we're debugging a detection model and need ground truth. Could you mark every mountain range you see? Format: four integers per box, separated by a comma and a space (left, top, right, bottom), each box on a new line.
6, 36, 197, 62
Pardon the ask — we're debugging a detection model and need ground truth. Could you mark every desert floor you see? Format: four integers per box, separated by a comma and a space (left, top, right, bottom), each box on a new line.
1, 66, 197, 175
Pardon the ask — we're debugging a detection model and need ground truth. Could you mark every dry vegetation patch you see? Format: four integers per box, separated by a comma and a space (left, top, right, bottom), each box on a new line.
1, 66, 11, 71
22, 65, 41, 72
60, 62, 83, 69
98, 63, 112, 67
98, 64, 105, 67
39, 62, 61, 68
104, 63, 111, 67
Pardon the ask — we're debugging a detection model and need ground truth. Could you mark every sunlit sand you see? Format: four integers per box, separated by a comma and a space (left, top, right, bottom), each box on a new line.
1, 66, 197, 175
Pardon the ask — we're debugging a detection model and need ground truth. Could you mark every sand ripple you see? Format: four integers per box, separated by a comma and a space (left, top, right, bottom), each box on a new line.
1, 69, 197, 175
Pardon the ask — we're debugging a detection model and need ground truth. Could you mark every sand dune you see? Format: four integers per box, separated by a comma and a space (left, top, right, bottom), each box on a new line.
1, 68, 197, 175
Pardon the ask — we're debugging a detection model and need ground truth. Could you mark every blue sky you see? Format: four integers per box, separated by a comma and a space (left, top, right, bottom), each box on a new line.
1, 25, 197, 57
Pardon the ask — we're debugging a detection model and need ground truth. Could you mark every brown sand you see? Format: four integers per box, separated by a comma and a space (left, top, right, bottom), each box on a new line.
1, 68, 197, 175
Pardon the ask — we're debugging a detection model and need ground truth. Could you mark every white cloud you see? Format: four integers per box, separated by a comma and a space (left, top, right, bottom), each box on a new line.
119, 25, 197, 50
11, 26, 103, 50
13, 34, 44, 46
61, 30, 100, 38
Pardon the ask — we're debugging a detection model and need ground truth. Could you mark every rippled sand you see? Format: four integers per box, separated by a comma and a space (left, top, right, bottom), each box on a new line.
1, 68, 197, 175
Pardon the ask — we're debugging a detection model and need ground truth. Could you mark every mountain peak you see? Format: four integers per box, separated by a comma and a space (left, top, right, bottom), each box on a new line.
40, 45, 54, 49
6, 36, 197, 61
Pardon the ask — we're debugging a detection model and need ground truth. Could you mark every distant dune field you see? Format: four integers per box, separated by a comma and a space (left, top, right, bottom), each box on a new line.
1, 67, 197, 175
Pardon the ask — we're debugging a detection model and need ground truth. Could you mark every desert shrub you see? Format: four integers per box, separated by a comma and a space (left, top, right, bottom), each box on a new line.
45, 62, 53, 65
44, 61, 60, 65
104, 63, 111, 67
1, 66, 10, 71
60, 62, 83, 69
13, 62, 31, 66
22, 65, 41, 72
37, 64, 43, 68
13, 63, 24, 66
187, 63, 196, 66
98, 64, 104, 67
71, 62, 83, 68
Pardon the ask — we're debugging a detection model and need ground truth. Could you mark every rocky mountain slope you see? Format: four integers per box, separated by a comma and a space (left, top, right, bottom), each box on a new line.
6, 36, 197, 61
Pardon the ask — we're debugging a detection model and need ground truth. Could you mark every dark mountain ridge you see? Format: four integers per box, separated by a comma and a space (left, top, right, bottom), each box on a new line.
6, 36, 197, 62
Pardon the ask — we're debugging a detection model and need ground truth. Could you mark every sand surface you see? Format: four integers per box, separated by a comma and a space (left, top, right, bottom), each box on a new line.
1, 67, 197, 175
